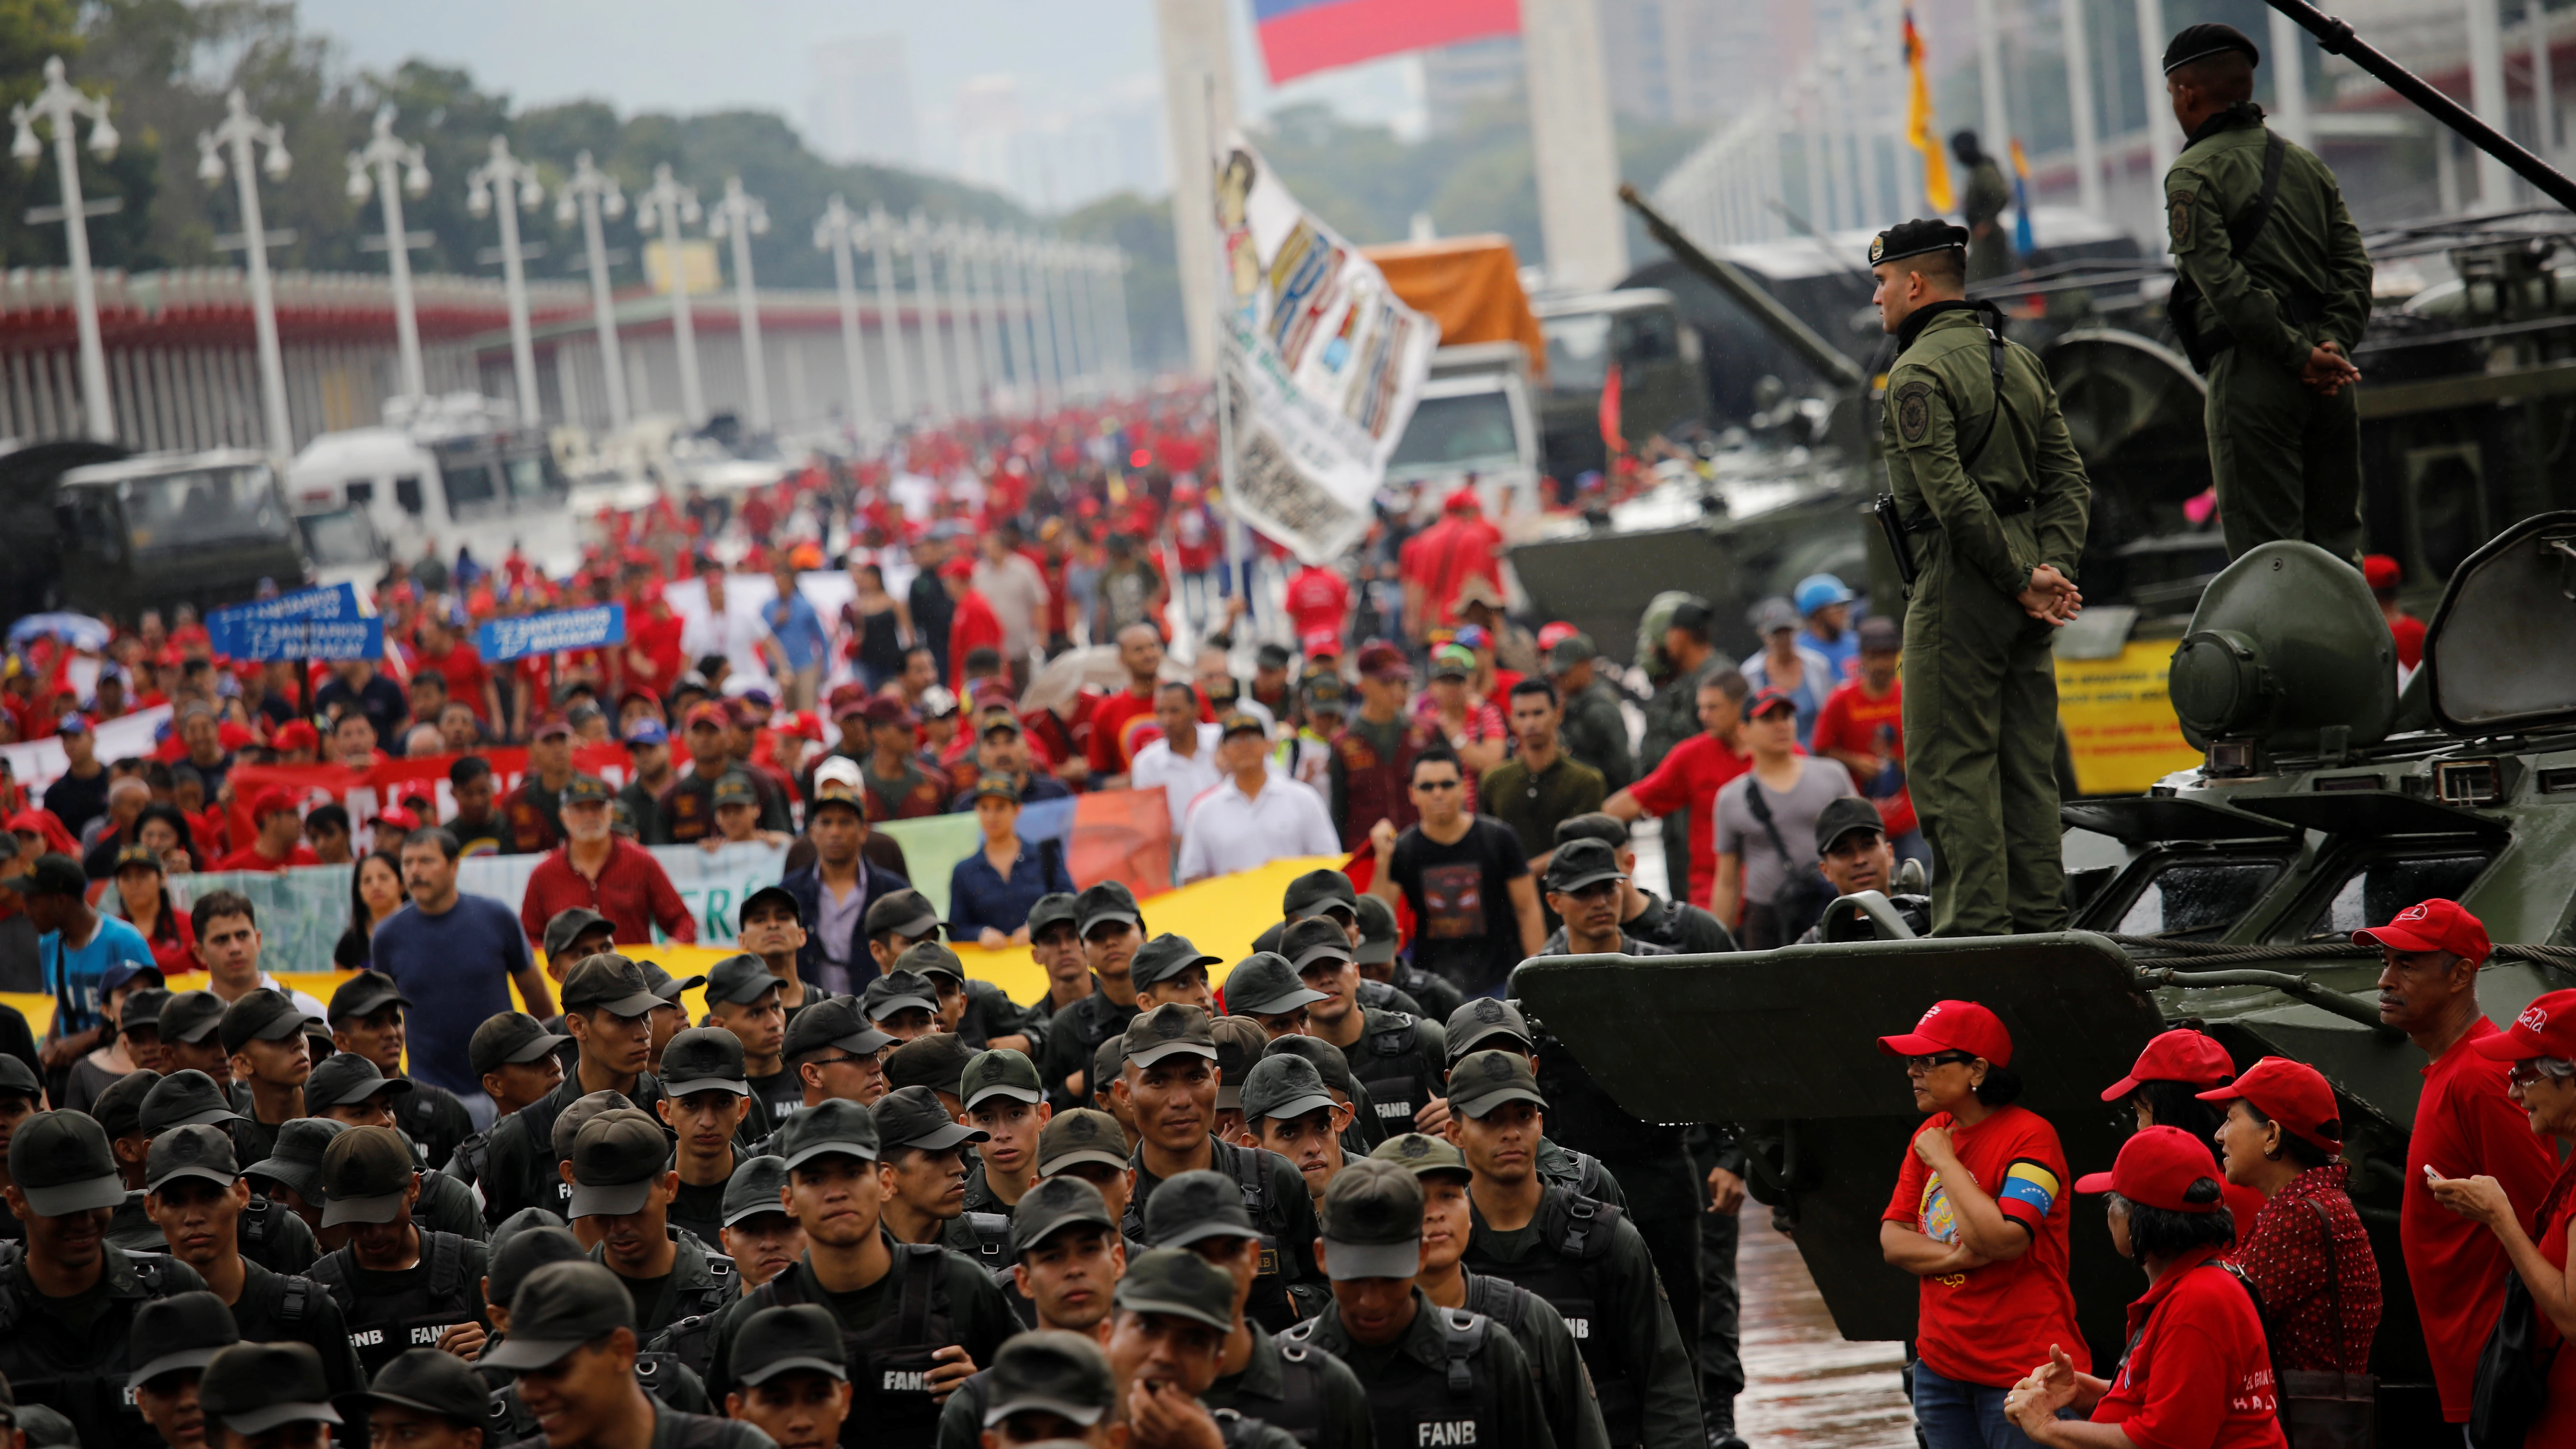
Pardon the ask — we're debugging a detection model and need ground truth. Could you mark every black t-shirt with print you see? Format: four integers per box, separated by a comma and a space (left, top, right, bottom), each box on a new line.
1388, 815, 1530, 997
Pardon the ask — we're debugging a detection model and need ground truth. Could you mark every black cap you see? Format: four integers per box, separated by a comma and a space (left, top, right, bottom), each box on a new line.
198, 1342, 341, 1434
1209, 1017, 1267, 1109
1240, 1054, 1336, 1125
569, 1111, 674, 1219
326, 970, 409, 1024
1036, 1109, 1130, 1176
777, 1097, 881, 1171
863, 970, 941, 1023
116, 988, 172, 1043
1869, 219, 1971, 267
1122, 1003, 1217, 1069
489, 1220, 586, 1307
145, 1124, 240, 1193
1263, 1033, 1354, 1096
894, 940, 968, 984
340, 1347, 491, 1428
864, 889, 943, 942
969, 772, 1022, 803
1130, 933, 1220, 991
1139, 1167, 1257, 1249
561, 774, 614, 807
723, 1155, 792, 1226
90, 1068, 162, 1140
706, 953, 785, 1007
1115, 1246, 1238, 1332
481, 1260, 636, 1372
1282, 869, 1358, 921
1026, 893, 1080, 938
1279, 917, 1353, 975
739, 885, 803, 929
1814, 796, 1886, 856
963, 1048, 1044, 1110
784, 997, 896, 1059
872, 1084, 986, 1153
641, 960, 707, 1002
11, 1111, 122, 1218
1011, 1176, 1116, 1256
1543, 837, 1627, 894
542, 907, 613, 963
307, 1051, 414, 1110
1449, 1049, 1549, 1119
244, 1117, 347, 1202
886, 1032, 974, 1097
317, 1126, 416, 1227
217, 987, 310, 1055
1318, 1157, 1423, 1280
711, 772, 760, 808
1223, 954, 1324, 1017
560, 955, 664, 1018
550, 1090, 636, 1163
985, 1330, 1116, 1428
1353, 895, 1399, 966
734, 1304, 849, 1387
140, 1070, 244, 1136
24, 853, 85, 898
127, 1290, 240, 1389
2164, 20, 2259, 72
1665, 597, 1714, 636
1092, 1037, 1125, 1095
470, 1011, 572, 1076
159, 989, 225, 1046
1074, 881, 1140, 938
661, 1027, 751, 1097
1370, 1132, 1472, 1181
1445, 997, 1533, 1061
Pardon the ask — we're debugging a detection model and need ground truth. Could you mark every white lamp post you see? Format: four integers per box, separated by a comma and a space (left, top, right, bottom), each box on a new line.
467, 136, 546, 427
196, 88, 295, 458
708, 176, 772, 431
345, 105, 431, 406
864, 204, 911, 423
1019, 230, 1063, 411
964, 222, 1010, 414
12, 56, 120, 442
634, 165, 706, 424
907, 209, 951, 421
556, 151, 631, 429
813, 196, 875, 437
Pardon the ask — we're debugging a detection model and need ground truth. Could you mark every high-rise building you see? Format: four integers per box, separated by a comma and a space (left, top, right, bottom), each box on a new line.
1416, 0, 1793, 133
809, 37, 921, 169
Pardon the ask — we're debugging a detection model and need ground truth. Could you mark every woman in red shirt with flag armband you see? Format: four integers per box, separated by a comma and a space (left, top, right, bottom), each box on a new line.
1878, 1000, 2088, 1449
2003, 1125, 2287, 1449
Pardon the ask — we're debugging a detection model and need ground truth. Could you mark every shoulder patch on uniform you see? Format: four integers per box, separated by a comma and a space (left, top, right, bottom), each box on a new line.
1894, 380, 1933, 444
2168, 191, 2194, 244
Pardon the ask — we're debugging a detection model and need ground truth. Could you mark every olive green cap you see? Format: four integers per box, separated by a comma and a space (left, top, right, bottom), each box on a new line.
1447, 1049, 1549, 1120
963, 1048, 1044, 1110
1036, 1109, 1130, 1176
1114, 1246, 1237, 1332
1318, 1157, 1424, 1280
1370, 1132, 1472, 1181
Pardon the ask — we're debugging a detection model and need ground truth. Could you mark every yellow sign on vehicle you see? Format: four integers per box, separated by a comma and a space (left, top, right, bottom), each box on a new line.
2057, 640, 2203, 796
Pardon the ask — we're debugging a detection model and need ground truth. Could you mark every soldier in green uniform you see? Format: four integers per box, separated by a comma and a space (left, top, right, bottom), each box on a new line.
1546, 633, 1633, 793
1636, 598, 1724, 905
1951, 131, 2014, 283
1871, 216, 2091, 937
2160, 21, 2374, 562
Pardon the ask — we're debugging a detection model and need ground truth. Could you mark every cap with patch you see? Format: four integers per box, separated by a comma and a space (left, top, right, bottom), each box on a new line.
1279, 917, 1354, 976
471, 1012, 573, 1076
341, 1347, 492, 1428
1010, 1176, 1116, 1257
1209, 1016, 1268, 1109
307, 1051, 414, 1110
1036, 1108, 1130, 1176
1445, 998, 1533, 1062
488, 1211, 579, 1306
734, 1304, 849, 1387
24, 854, 85, 898
783, 997, 895, 1060
1074, 881, 1141, 938
326, 969, 409, 1025
560, 775, 614, 809
1281, 869, 1359, 922
89, 1068, 160, 1141
1813, 795, 1887, 857
127, 1290, 240, 1390
1026, 893, 1080, 938
197, 1342, 341, 1435
706, 953, 785, 1007
1543, 836, 1626, 894
159, 990, 226, 1046
723, 1155, 792, 1226
1371, 1131, 1472, 1181
1545, 632, 1596, 673
10, 1111, 123, 1217
872, 1084, 987, 1154
660, 1027, 751, 1097
1353, 895, 1400, 966
1449, 1049, 1549, 1119
984, 1330, 1116, 1428
569, 1110, 675, 1219
1122, 1003, 1217, 1070
1115, 1247, 1239, 1332
963, 1048, 1044, 1110
549, 1091, 637, 1165
145, 1123, 241, 1194
2163, 20, 2259, 72
1240, 1053, 1336, 1125
641, 960, 707, 1003
1217, 711, 1267, 740
1868, 218, 1971, 267
894, 941, 968, 984
885, 1032, 974, 1097
1139, 1167, 1257, 1249
243, 1117, 347, 1203
481, 1260, 636, 1372
140, 1070, 245, 1136
542, 907, 614, 963
863, 970, 941, 1023
1224, 953, 1326, 1017
739, 884, 804, 928
1263, 1033, 1354, 1096
969, 772, 1022, 804
1130, 933, 1221, 991
776, 1097, 881, 1171
1319, 1157, 1424, 1280
318, 1126, 416, 1228
865, 889, 944, 942
560, 954, 665, 1018
217, 988, 308, 1055
711, 773, 761, 809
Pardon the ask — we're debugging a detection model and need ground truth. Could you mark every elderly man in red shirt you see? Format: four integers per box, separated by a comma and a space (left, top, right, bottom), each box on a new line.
2365, 897, 2557, 1431
518, 775, 699, 951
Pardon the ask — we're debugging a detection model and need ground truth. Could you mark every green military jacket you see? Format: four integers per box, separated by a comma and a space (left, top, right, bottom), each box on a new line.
1881, 304, 2091, 601
2165, 103, 2373, 373
1559, 679, 1634, 791
1639, 662, 1715, 776
1481, 752, 1607, 861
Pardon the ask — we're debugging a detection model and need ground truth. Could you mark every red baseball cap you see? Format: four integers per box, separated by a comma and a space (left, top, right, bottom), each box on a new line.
273, 721, 320, 753
2362, 554, 2402, 591
2475, 989, 2576, 1064
2075, 1125, 2226, 1212
778, 711, 824, 743
683, 702, 731, 731
939, 555, 976, 581
2352, 898, 2491, 966
531, 715, 574, 740
1300, 628, 1342, 658
1877, 1000, 2013, 1069
1356, 641, 1412, 682
372, 806, 421, 834
250, 789, 296, 823
2195, 1055, 2343, 1152
1535, 621, 1577, 652
2099, 1029, 2235, 1101
1746, 687, 1797, 720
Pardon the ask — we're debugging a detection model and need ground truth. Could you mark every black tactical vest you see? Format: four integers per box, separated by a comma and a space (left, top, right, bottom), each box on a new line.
1247, 1334, 1335, 1448
1467, 1189, 1638, 1442
1356, 1012, 1440, 1130
757, 1246, 953, 1449
1283, 1308, 1501, 1449
1124, 1143, 1310, 1332
0, 1246, 177, 1447
308, 1230, 486, 1377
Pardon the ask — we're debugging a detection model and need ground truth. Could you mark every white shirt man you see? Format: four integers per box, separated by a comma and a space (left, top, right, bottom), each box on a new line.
1176, 718, 1341, 883
1129, 721, 1226, 838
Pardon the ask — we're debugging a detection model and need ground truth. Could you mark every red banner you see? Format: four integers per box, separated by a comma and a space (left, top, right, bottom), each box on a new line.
1066, 789, 1175, 902
224, 743, 632, 851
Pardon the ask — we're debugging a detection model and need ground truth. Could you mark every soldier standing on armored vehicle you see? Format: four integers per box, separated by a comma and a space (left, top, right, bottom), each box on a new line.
1871, 217, 2090, 937
2160, 22, 2374, 564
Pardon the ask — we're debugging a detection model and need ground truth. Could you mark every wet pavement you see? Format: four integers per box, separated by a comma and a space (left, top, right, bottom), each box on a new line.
1734, 1222, 1917, 1446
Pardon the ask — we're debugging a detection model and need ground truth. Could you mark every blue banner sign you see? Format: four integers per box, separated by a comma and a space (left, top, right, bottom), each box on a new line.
477, 605, 626, 663
209, 584, 381, 660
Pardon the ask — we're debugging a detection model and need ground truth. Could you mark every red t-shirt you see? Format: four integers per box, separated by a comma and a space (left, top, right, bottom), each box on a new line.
2402, 1017, 2561, 1421
415, 642, 494, 720
2391, 613, 2426, 671
1088, 687, 1162, 777
1810, 677, 1916, 838
211, 843, 320, 874
2091, 1246, 2288, 1449
1284, 567, 1350, 644
1625, 731, 1753, 905
948, 592, 1005, 696
1882, 1105, 2088, 1388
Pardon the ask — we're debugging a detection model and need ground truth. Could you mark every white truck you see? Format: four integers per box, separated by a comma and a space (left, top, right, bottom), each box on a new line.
1382, 340, 1543, 523
286, 393, 579, 588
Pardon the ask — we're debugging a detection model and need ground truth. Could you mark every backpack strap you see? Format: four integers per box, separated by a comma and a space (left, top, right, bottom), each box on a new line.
126, 1250, 166, 1295
1439, 1308, 1487, 1394
275, 1273, 312, 1325
1231, 1144, 1267, 1223
240, 1196, 272, 1248
896, 1244, 940, 1342
426, 1232, 465, 1300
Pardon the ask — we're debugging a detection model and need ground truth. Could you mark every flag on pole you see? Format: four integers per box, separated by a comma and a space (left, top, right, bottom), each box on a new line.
1599, 363, 1627, 455
2008, 138, 2036, 256
1253, 0, 1521, 85
1904, 9, 1955, 214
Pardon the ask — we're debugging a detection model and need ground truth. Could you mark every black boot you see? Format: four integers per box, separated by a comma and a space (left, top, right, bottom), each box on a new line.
1704, 1392, 1748, 1449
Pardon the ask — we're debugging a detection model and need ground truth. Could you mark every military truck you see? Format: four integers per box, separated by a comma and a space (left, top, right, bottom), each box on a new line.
0, 440, 309, 623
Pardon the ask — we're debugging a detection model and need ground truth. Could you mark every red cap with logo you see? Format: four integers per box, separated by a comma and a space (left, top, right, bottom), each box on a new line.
250, 789, 297, 823
1746, 687, 1797, 720
2099, 1028, 2235, 1101
2352, 898, 2491, 966
2475, 989, 2576, 1064
1301, 628, 1341, 657
682, 701, 732, 731
2074, 1125, 2227, 1212
2195, 1056, 2343, 1152
1876, 1000, 2013, 1069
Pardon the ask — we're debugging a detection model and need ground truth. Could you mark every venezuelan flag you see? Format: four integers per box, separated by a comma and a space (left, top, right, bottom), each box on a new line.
1904, 9, 1955, 214
2009, 138, 2036, 256
1254, 0, 1522, 85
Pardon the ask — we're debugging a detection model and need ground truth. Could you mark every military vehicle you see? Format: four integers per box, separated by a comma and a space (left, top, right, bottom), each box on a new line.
0, 439, 309, 623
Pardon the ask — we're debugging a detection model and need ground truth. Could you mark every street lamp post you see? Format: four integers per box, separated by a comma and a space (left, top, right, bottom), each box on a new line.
12, 56, 120, 443
935, 221, 981, 414
1064, 240, 1104, 402
708, 176, 772, 432
467, 136, 547, 427
1044, 238, 1087, 399
197, 88, 294, 458
635, 165, 706, 424
907, 209, 951, 421
556, 151, 631, 429
1019, 231, 1063, 411
1099, 246, 1136, 394
996, 228, 1041, 412
864, 204, 911, 424
345, 105, 431, 406
964, 222, 1010, 414
813, 196, 875, 438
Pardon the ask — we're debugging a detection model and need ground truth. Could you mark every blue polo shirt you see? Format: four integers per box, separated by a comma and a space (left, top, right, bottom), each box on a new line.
43, 914, 153, 1036
369, 893, 533, 1094
764, 590, 829, 674
948, 838, 1075, 938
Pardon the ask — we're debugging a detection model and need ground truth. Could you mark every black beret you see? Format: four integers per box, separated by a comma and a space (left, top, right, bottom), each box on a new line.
2162, 22, 2259, 74
1869, 219, 1970, 267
